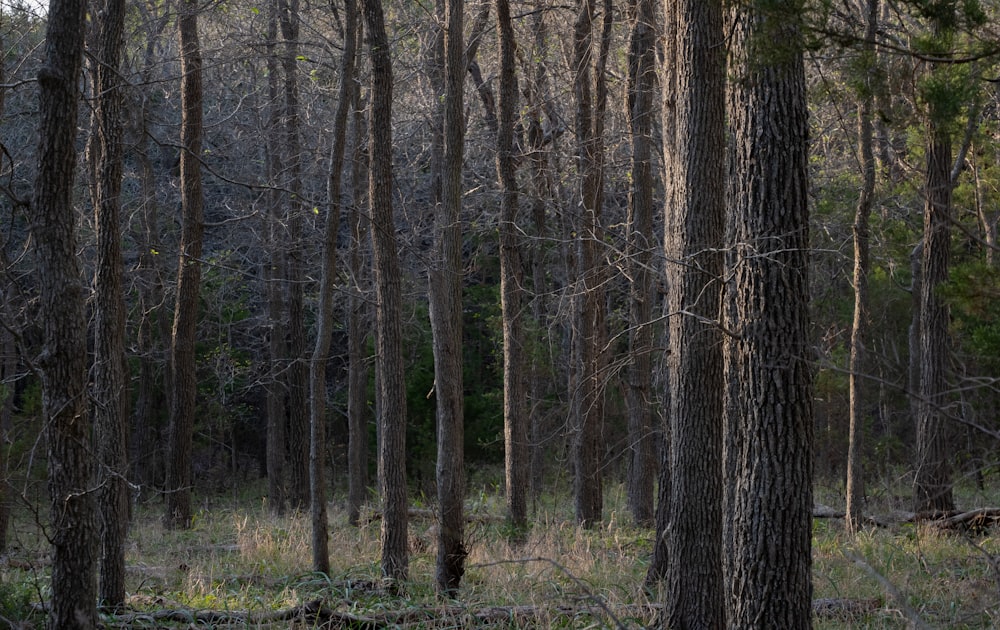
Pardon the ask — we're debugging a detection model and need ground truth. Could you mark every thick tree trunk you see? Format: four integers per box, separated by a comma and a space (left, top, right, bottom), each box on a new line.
847, 0, 879, 535
32, 0, 99, 623
496, 0, 528, 538
360, 0, 409, 585
724, 2, 814, 627
310, 0, 358, 575
913, 128, 955, 514
662, 1, 726, 627
165, 0, 205, 531
624, 0, 656, 529
91, 0, 130, 607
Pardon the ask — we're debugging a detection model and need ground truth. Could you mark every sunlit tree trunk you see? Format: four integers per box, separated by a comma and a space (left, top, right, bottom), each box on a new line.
165, 0, 206, 531
724, 1, 813, 626
847, 0, 879, 535
32, 0, 98, 623
90, 0, 130, 606
360, 0, 409, 584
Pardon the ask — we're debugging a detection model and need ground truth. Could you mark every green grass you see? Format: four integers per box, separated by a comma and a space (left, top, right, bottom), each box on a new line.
0, 477, 998, 628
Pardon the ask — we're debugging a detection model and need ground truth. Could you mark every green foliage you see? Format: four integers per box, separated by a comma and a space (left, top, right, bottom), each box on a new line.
941, 260, 1000, 369
0, 576, 39, 624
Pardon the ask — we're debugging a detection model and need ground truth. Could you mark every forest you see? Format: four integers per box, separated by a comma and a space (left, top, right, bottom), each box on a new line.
1, 0, 999, 627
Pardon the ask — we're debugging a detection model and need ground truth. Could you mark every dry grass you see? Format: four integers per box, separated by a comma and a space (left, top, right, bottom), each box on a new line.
0, 478, 998, 628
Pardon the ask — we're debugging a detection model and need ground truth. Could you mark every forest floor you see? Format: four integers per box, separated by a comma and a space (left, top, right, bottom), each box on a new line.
0, 476, 998, 628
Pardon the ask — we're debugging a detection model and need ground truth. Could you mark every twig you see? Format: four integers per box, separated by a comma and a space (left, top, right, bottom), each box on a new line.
843, 549, 932, 630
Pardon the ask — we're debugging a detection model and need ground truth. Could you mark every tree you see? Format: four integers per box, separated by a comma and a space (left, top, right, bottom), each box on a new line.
570, 0, 612, 528
662, 0, 726, 626
624, 0, 656, 529
430, 0, 467, 595
165, 0, 206, 530
496, 0, 528, 536
90, 0, 130, 606
360, 0, 409, 585
846, 0, 879, 535
309, 0, 358, 574
724, 0, 813, 626
32, 0, 98, 623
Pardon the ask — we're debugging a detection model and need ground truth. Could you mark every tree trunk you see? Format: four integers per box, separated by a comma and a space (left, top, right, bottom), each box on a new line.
431, 0, 467, 595
913, 127, 955, 514
724, 2, 814, 627
624, 0, 656, 529
91, 0, 130, 606
264, 0, 287, 516
360, 0, 409, 585
32, 0, 99, 623
279, 0, 310, 512
496, 0, 528, 538
662, 1, 726, 626
347, 74, 370, 528
846, 0, 879, 535
310, 0, 358, 575
165, 0, 205, 531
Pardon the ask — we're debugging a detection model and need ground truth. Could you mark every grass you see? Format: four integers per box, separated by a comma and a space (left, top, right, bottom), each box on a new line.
0, 476, 998, 628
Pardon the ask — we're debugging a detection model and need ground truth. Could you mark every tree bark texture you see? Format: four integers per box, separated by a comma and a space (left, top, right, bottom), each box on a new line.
846, 0, 879, 535
431, 0, 467, 595
496, 0, 528, 537
309, 0, 358, 574
624, 0, 656, 530
91, 0, 131, 606
32, 0, 99, 623
913, 127, 955, 514
166, 0, 205, 531
361, 0, 409, 584
724, 2, 814, 627
663, 0, 726, 626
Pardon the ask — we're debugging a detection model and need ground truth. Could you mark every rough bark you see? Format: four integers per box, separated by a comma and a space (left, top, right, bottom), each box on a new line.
165, 0, 205, 531
91, 0, 131, 606
913, 127, 955, 514
496, 0, 528, 538
847, 0, 879, 535
624, 0, 656, 529
32, 0, 99, 623
360, 0, 409, 584
724, 2, 814, 627
431, 0, 467, 595
310, 0, 358, 575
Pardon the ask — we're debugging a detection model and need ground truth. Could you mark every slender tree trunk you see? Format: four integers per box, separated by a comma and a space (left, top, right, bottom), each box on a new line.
846, 0, 879, 535
310, 0, 358, 575
32, 0, 98, 623
91, 0, 130, 606
165, 0, 205, 531
347, 76, 370, 527
724, 2, 814, 627
496, 0, 528, 538
624, 0, 656, 529
913, 127, 955, 514
431, 0, 467, 595
360, 0, 409, 585
264, 0, 287, 516
279, 0, 310, 512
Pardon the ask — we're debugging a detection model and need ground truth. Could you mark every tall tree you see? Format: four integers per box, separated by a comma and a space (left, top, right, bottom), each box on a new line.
32, 0, 98, 623
309, 0, 358, 574
360, 0, 409, 585
724, 0, 814, 626
165, 0, 206, 530
90, 0, 130, 606
570, 0, 612, 527
496, 0, 528, 536
431, 0, 467, 595
846, 0, 879, 534
624, 0, 656, 528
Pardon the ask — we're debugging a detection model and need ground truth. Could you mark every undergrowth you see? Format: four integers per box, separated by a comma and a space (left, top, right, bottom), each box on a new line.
0, 476, 996, 628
